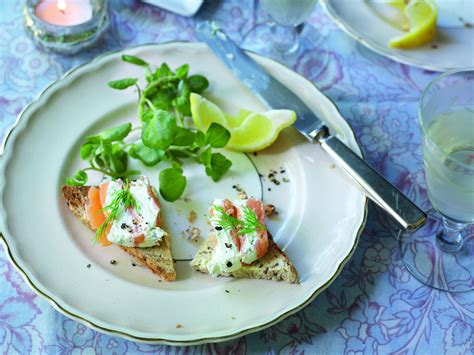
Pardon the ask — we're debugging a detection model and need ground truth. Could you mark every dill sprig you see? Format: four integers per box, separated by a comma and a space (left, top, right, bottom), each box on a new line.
210, 204, 266, 236
211, 205, 241, 231
238, 205, 266, 235
95, 180, 138, 242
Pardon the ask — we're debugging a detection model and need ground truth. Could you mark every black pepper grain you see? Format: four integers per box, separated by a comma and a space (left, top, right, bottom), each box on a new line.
225, 290, 230, 293
86, 264, 91, 268
226, 261, 233, 267
215, 226, 223, 231
131, 262, 137, 267
110, 260, 117, 265
225, 243, 232, 248
121, 223, 127, 229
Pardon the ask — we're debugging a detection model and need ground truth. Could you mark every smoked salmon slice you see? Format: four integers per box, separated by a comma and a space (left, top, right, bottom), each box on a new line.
86, 186, 112, 246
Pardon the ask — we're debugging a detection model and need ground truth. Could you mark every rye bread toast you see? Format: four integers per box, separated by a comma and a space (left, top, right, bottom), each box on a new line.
190, 235, 298, 283
61, 185, 176, 281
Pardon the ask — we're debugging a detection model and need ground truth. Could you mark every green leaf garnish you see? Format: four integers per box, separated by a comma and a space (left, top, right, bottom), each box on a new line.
159, 167, 186, 202
206, 122, 231, 148
194, 131, 206, 147
94, 123, 132, 143
129, 141, 165, 166
173, 127, 195, 146
175, 64, 189, 78
67, 57, 234, 201
188, 75, 209, 93
205, 153, 232, 182
122, 54, 149, 67
108, 78, 138, 90
141, 110, 177, 149
199, 146, 212, 166
80, 143, 94, 160
66, 170, 88, 186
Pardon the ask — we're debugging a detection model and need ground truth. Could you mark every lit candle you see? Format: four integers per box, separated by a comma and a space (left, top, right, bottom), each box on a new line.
25, 0, 108, 54
35, 0, 93, 26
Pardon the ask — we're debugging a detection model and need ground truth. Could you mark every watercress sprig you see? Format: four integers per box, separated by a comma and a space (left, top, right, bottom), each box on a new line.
66, 55, 232, 202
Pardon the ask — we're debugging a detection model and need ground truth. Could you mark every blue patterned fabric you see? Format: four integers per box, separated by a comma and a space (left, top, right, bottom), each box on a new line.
0, 1, 473, 353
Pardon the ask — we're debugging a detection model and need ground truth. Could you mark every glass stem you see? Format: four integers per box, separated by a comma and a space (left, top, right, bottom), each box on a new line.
267, 21, 301, 55
436, 217, 464, 252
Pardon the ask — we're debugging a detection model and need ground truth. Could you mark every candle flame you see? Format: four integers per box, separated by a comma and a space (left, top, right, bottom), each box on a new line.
57, 0, 67, 13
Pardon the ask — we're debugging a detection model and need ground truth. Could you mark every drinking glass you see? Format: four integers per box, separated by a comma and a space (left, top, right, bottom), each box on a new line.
260, 0, 318, 55
399, 69, 474, 292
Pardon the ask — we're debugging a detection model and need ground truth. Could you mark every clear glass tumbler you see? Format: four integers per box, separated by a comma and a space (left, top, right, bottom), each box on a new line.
399, 69, 474, 292
260, 0, 319, 55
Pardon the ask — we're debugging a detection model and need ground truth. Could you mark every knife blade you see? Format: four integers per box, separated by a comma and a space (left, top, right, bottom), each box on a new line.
195, 21, 426, 231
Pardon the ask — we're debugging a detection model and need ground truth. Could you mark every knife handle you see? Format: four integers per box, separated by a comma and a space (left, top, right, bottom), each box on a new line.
319, 134, 426, 231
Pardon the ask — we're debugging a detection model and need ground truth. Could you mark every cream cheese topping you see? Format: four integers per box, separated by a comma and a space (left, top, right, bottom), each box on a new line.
207, 198, 262, 276
103, 177, 167, 248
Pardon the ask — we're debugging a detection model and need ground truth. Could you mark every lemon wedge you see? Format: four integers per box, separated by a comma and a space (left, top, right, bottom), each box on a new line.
389, 0, 438, 49
388, 0, 409, 30
389, 0, 406, 11
190, 93, 296, 152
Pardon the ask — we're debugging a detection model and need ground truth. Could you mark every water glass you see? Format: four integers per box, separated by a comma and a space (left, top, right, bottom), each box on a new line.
260, 0, 319, 55
399, 69, 474, 292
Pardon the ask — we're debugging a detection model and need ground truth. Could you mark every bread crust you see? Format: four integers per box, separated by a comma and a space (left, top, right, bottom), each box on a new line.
190, 235, 299, 284
61, 185, 176, 281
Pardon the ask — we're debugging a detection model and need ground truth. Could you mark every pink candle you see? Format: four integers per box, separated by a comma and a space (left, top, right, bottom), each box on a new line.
35, 0, 93, 26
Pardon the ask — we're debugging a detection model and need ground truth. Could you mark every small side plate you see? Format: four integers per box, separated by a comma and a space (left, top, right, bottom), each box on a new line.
322, 0, 474, 72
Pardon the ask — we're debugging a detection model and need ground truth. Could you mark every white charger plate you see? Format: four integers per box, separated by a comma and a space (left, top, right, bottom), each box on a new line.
0, 42, 367, 344
321, 0, 474, 72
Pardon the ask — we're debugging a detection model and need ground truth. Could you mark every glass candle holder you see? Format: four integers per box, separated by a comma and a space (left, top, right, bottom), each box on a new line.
23, 0, 109, 55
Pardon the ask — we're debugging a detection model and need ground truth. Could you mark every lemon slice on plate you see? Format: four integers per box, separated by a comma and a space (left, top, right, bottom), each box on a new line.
190, 93, 296, 152
388, 0, 409, 30
388, 0, 406, 11
389, 0, 438, 49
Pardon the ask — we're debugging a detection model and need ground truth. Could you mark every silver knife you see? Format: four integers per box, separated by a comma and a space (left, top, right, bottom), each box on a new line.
196, 21, 426, 231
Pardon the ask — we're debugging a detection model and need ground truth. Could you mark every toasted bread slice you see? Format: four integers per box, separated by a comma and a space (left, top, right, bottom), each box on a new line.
190, 235, 298, 283
61, 185, 176, 281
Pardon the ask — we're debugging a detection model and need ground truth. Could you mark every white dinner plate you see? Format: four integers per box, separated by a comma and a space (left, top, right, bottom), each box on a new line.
0, 42, 367, 344
321, 0, 474, 72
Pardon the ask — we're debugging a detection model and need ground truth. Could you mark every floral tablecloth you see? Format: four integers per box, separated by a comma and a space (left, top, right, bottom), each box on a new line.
1, 0, 473, 354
